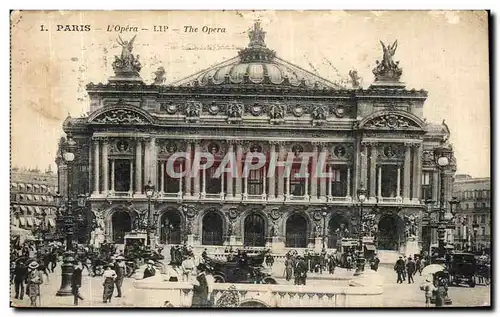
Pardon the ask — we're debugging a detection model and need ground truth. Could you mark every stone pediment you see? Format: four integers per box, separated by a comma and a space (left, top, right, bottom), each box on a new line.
358, 110, 425, 131
88, 104, 154, 125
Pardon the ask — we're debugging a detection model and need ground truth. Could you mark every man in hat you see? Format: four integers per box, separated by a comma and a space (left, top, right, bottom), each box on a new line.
13, 259, 28, 300
113, 256, 125, 298
26, 261, 43, 307
406, 257, 416, 284
181, 254, 195, 282
143, 260, 156, 279
394, 256, 406, 284
295, 255, 308, 285
71, 260, 84, 305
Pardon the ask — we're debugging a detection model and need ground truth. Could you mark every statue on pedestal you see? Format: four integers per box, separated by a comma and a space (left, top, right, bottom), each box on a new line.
372, 40, 403, 82
112, 35, 142, 76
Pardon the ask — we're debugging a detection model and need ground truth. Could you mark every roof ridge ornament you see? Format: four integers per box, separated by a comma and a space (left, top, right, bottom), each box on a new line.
248, 21, 267, 48
110, 35, 143, 82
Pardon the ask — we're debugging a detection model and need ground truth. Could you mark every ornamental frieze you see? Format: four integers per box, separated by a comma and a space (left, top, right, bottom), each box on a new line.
226, 102, 244, 123
269, 103, 286, 124
184, 100, 202, 122
365, 114, 420, 129
92, 109, 150, 125
311, 104, 328, 126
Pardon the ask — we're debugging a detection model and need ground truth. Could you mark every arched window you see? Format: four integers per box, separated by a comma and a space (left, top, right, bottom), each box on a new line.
202, 211, 223, 245
285, 214, 308, 248
244, 213, 266, 246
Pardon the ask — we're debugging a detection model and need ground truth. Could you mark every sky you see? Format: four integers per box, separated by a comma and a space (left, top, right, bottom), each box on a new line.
10, 10, 490, 177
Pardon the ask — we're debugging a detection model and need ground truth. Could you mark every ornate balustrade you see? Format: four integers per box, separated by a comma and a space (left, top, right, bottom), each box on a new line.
132, 277, 383, 308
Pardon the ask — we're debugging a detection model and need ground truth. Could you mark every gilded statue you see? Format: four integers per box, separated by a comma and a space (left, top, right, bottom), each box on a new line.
380, 40, 398, 69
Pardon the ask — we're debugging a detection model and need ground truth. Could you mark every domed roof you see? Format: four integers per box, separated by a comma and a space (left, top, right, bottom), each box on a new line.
173, 22, 342, 90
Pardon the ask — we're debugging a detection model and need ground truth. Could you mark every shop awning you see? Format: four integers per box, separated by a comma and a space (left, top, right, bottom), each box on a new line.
41, 185, 47, 191
26, 195, 33, 201
20, 206, 28, 213
27, 206, 35, 214
19, 217, 26, 226
26, 217, 34, 227
34, 195, 40, 201
34, 206, 41, 214
19, 183, 25, 189
41, 195, 47, 201
365, 244, 376, 251
34, 184, 40, 189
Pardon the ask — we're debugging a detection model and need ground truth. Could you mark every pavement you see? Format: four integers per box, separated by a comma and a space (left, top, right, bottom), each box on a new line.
10, 263, 490, 308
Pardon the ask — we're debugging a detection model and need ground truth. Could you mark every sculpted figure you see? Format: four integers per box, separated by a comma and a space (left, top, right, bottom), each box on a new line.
380, 40, 398, 69
117, 35, 136, 63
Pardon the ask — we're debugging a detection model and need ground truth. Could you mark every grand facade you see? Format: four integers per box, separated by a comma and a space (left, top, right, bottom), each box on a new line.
57, 23, 455, 253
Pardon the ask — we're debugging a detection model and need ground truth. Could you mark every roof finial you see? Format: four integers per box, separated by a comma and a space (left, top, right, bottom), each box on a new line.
248, 21, 266, 48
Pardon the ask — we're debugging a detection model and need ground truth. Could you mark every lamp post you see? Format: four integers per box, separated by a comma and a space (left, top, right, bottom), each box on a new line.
460, 216, 467, 251
145, 180, 155, 248
77, 193, 89, 244
472, 222, 479, 252
322, 209, 327, 250
433, 145, 452, 264
354, 185, 367, 276
56, 134, 77, 296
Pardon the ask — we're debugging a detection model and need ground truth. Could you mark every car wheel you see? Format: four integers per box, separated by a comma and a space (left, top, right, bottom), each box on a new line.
470, 281, 476, 288
263, 277, 277, 284
213, 274, 225, 283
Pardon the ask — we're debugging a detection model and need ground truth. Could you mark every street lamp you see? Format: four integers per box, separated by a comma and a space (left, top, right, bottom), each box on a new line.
433, 145, 452, 264
322, 209, 328, 251
56, 133, 77, 296
145, 180, 155, 247
472, 222, 480, 252
354, 184, 367, 276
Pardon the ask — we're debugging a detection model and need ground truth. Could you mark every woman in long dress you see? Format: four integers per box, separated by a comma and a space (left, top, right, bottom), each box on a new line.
102, 264, 117, 303
26, 261, 44, 307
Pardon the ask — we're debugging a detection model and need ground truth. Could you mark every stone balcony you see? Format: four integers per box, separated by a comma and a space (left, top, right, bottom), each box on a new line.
89, 191, 423, 207
132, 275, 383, 308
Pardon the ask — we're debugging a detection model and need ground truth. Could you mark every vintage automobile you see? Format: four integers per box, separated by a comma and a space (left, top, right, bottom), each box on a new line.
204, 251, 277, 284
448, 252, 476, 287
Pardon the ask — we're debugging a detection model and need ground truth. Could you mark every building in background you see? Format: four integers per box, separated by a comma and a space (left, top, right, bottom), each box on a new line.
453, 174, 491, 253
10, 167, 58, 239
57, 22, 456, 259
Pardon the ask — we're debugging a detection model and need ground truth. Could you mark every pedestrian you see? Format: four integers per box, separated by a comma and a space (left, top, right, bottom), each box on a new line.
371, 255, 380, 272
102, 264, 117, 303
328, 255, 337, 274
284, 255, 294, 281
434, 278, 448, 307
420, 277, 435, 307
394, 256, 405, 284
113, 256, 125, 298
181, 255, 195, 282
26, 261, 44, 307
402, 256, 408, 281
192, 267, 210, 307
406, 257, 416, 284
71, 261, 84, 306
13, 260, 28, 300
295, 255, 308, 285
415, 256, 422, 276
143, 260, 156, 279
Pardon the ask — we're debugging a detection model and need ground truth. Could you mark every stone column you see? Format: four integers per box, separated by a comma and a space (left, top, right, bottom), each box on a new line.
144, 138, 151, 184
346, 167, 351, 198
396, 166, 401, 198
129, 161, 134, 194
234, 142, 243, 199
201, 169, 206, 199
277, 143, 285, 200
403, 144, 412, 201
319, 145, 328, 200
193, 141, 201, 198
310, 143, 318, 200
377, 166, 382, 199
135, 139, 143, 194
412, 144, 422, 201
226, 142, 234, 198
327, 165, 332, 199
360, 143, 368, 188
93, 138, 100, 194
150, 137, 157, 187
102, 139, 109, 195
185, 142, 192, 197
432, 170, 439, 204
369, 144, 377, 200
160, 161, 165, 193
110, 159, 115, 193
268, 142, 276, 199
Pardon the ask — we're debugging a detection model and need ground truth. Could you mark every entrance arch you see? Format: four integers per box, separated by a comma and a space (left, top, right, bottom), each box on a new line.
285, 214, 308, 248
202, 211, 224, 245
160, 209, 183, 245
327, 214, 350, 248
244, 213, 266, 247
111, 210, 132, 244
377, 214, 405, 250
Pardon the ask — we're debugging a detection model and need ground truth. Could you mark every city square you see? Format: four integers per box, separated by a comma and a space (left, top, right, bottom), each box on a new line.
10, 11, 491, 308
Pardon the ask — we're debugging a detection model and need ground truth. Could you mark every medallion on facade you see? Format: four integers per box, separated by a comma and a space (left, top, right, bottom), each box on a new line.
292, 144, 304, 157
291, 105, 305, 117
184, 101, 202, 123
207, 142, 221, 155
160, 142, 178, 155
181, 204, 197, 219
333, 145, 346, 158
248, 103, 264, 116
226, 102, 243, 123
333, 106, 346, 118
269, 103, 285, 124
249, 144, 262, 153
161, 102, 179, 115
228, 207, 239, 220
206, 102, 221, 115
114, 140, 131, 154
269, 207, 282, 221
